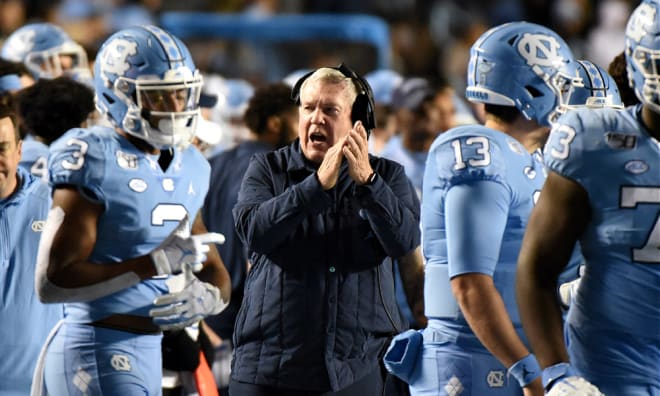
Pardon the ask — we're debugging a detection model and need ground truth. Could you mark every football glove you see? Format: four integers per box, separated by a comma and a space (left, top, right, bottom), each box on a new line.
546, 376, 604, 396
543, 363, 604, 396
150, 215, 225, 275
149, 269, 228, 331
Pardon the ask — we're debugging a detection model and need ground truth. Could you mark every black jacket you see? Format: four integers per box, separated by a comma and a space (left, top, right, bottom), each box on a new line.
232, 140, 420, 392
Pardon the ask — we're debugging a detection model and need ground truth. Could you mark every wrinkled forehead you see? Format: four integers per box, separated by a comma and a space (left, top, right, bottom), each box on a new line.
300, 78, 355, 108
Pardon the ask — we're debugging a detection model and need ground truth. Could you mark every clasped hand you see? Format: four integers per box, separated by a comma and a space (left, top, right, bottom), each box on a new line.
317, 121, 373, 190
150, 215, 226, 275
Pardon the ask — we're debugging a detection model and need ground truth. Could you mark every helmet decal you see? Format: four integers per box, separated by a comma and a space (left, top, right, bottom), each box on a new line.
465, 22, 578, 126
518, 33, 565, 68
627, 2, 655, 43
99, 39, 138, 78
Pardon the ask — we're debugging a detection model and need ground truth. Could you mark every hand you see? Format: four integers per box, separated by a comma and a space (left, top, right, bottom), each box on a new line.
149, 269, 228, 331
316, 135, 346, 190
343, 121, 373, 184
546, 377, 604, 396
149, 215, 226, 275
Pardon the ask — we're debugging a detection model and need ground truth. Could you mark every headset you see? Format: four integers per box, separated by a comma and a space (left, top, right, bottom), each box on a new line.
290, 63, 377, 135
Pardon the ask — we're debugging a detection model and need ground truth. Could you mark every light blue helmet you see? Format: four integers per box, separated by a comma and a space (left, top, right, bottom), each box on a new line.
364, 69, 404, 106
94, 25, 203, 149
1, 22, 91, 81
561, 60, 623, 112
625, 0, 660, 112
466, 21, 579, 126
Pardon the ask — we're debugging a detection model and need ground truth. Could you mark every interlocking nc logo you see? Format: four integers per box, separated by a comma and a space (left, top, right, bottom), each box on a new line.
110, 354, 132, 372
101, 38, 138, 76
517, 33, 564, 68
627, 2, 656, 43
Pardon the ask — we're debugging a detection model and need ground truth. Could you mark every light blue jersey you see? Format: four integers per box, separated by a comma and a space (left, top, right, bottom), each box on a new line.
48, 125, 210, 323
43, 126, 210, 395
0, 167, 62, 396
545, 105, 660, 390
18, 137, 49, 181
413, 125, 546, 395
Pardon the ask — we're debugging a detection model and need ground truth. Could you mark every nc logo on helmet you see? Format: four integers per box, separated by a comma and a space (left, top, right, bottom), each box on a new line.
100, 38, 138, 77
627, 2, 656, 43
517, 33, 564, 68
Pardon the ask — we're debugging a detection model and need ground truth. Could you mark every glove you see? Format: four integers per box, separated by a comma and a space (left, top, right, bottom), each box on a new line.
546, 376, 604, 396
543, 363, 604, 396
149, 268, 228, 331
150, 215, 226, 275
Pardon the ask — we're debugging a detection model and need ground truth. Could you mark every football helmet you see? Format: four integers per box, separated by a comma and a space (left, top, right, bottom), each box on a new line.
1, 23, 91, 81
466, 21, 579, 126
560, 60, 623, 113
625, 0, 660, 113
94, 25, 202, 149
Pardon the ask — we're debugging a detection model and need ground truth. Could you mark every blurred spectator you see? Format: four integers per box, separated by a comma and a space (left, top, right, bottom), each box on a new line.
204, 74, 255, 154
1, 22, 92, 84
365, 68, 403, 155
586, 0, 631, 68
383, 77, 441, 195
15, 76, 95, 181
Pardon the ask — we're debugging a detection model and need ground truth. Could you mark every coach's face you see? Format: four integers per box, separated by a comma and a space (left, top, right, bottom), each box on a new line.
0, 116, 20, 199
298, 80, 354, 164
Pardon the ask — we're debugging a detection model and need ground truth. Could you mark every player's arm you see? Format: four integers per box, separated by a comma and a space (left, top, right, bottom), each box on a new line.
446, 181, 542, 394
397, 246, 427, 328
35, 186, 158, 303
516, 170, 590, 369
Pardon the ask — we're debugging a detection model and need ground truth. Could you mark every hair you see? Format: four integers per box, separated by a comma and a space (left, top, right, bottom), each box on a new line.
0, 93, 20, 142
484, 103, 521, 124
244, 83, 297, 136
299, 67, 358, 108
16, 76, 94, 144
608, 51, 639, 107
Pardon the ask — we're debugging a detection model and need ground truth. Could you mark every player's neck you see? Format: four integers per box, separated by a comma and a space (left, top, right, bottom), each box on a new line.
117, 129, 159, 155
485, 117, 549, 153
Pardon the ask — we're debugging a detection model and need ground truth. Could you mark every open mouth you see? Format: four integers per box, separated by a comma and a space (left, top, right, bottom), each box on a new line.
310, 131, 327, 143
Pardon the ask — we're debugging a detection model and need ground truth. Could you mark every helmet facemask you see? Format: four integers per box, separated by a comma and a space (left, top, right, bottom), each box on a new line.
118, 68, 202, 150
630, 44, 660, 113
24, 41, 91, 81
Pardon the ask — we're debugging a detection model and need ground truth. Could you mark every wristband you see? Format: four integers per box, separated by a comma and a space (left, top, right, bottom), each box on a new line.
541, 362, 576, 391
508, 354, 541, 387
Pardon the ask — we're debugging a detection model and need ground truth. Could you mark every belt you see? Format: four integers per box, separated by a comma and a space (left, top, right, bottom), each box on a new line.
90, 313, 161, 335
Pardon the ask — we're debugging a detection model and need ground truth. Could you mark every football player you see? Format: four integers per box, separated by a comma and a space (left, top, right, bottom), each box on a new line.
517, 1, 660, 395
33, 25, 230, 395
385, 21, 580, 396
